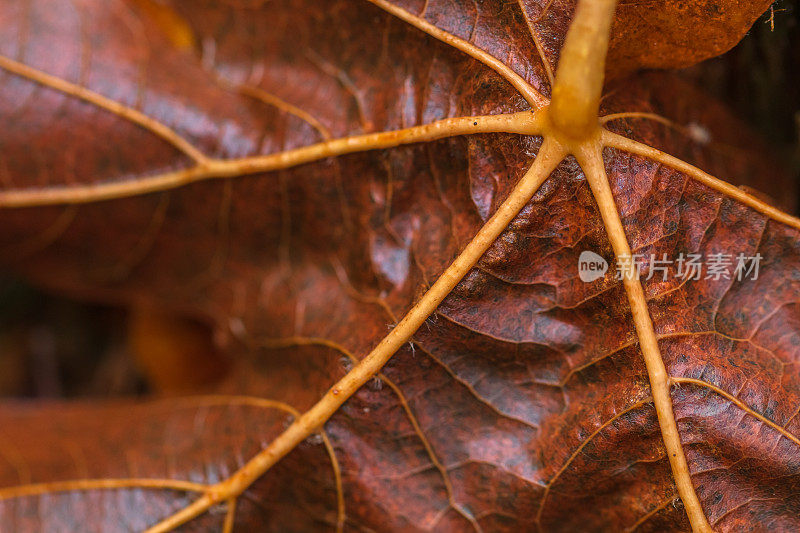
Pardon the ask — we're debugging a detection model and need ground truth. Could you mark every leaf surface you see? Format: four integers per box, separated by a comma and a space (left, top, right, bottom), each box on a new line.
0, 1, 798, 531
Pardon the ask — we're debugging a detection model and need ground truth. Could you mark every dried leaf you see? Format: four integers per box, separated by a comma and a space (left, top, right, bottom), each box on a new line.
0, 1, 798, 532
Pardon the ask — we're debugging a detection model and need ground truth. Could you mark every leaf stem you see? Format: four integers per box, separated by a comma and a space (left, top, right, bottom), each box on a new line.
549, 0, 617, 140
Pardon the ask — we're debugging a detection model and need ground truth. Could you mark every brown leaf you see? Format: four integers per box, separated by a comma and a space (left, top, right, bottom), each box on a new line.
0, 0, 798, 532
606, 0, 775, 77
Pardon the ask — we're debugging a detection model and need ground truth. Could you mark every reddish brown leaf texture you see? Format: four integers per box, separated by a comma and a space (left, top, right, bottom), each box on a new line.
0, 0, 798, 532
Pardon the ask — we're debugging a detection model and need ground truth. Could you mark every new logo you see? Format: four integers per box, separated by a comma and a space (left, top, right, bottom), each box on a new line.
578, 250, 608, 282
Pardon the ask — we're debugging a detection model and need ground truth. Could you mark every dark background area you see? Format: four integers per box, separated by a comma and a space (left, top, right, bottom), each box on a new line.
685, 0, 800, 201
0, 1, 798, 400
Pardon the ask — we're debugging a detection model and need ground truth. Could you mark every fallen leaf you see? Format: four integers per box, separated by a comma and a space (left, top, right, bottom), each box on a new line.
0, 0, 798, 531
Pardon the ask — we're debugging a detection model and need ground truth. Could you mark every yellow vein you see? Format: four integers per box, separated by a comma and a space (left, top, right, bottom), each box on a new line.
0, 54, 208, 164
365, 0, 547, 108
711, 497, 778, 527
0, 204, 77, 259
577, 144, 711, 532
625, 495, 678, 532
535, 397, 653, 526
234, 82, 332, 140
0, 431, 31, 485
100, 192, 170, 283
602, 129, 800, 231
672, 377, 800, 448
222, 497, 236, 533
0, 478, 208, 501
600, 111, 680, 130
379, 376, 482, 532
602, 112, 760, 165
416, 342, 540, 428
516, 0, 555, 86
0, 111, 540, 208
319, 431, 345, 533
